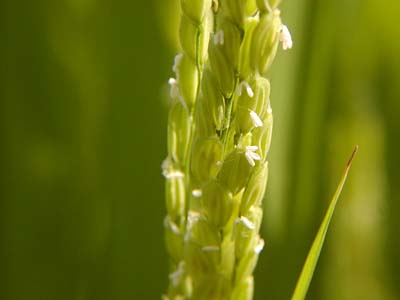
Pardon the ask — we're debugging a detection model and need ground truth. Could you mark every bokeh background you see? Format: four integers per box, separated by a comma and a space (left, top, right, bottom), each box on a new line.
1, 0, 399, 299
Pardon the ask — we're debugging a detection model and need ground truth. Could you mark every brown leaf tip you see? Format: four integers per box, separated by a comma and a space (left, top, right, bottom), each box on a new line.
346, 145, 359, 169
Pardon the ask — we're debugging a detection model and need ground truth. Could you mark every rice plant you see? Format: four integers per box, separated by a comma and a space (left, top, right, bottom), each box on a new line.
161, 1, 355, 299
162, 1, 290, 299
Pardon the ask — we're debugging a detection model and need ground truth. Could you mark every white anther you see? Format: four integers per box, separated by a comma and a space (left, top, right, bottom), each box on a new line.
192, 189, 202, 197
237, 81, 254, 98
245, 146, 261, 167
232, 216, 256, 240
169, 261, 185, 287
213, 30, 224, 45
185, 211, 201, 242
163, 216, 180, 235
240, 216, 256, 230
255, 238, 265, 254
280, 24, 293, 50
202, 246, 220, 252
162, 157, 185, 179
249, 110, 263, 128
172, 53, 183, 73
216, 161, 222, 167
168, 78, 180, 99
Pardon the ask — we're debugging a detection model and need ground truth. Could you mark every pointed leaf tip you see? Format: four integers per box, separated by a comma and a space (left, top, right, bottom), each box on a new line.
291, 146, 358, 300
346, 145, 358, 169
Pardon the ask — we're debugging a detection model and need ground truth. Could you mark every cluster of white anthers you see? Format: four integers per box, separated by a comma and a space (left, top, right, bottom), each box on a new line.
245, 145, 261, 167
262, 0, 293, 50
237, 80, 272, 129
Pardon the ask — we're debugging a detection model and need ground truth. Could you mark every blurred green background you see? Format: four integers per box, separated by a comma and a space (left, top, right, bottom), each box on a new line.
1, 0, 399, 299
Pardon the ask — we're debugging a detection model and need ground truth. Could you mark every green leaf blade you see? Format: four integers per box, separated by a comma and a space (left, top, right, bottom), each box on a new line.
291, 146, 358, 300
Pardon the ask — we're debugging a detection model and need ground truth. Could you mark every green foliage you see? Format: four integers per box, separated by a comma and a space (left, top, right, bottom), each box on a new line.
1, 0, 400, 299
291, 146, 358, 300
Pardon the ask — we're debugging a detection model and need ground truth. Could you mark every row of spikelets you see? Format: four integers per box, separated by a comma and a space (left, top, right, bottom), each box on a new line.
162, 0, 292, 299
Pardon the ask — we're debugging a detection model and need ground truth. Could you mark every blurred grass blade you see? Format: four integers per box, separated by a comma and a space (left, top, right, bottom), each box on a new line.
291, 145, 358, 300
